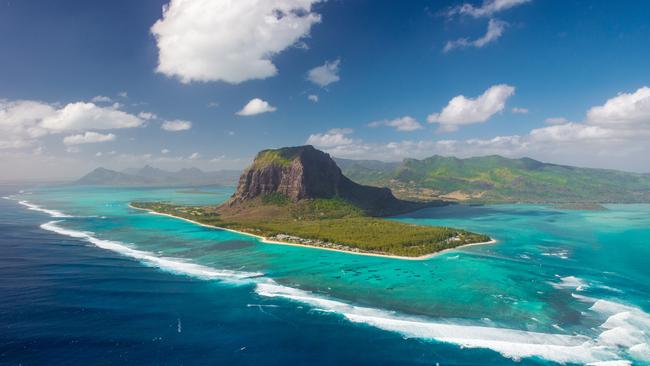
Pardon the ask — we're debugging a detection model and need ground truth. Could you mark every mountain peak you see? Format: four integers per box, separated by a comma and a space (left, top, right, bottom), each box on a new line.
229, 145, 424, 216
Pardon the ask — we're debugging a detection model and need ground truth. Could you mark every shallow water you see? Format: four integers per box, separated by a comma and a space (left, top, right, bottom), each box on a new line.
1, 185, 649, 365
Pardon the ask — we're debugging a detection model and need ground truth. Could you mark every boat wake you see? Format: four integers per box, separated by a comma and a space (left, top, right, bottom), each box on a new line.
23, 199, 650, 365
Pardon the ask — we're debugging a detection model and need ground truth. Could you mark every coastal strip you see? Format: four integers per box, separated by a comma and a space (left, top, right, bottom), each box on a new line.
129, 204, 496, 260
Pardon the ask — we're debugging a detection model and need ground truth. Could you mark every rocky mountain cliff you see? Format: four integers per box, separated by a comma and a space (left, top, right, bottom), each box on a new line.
228, 145, 427, 216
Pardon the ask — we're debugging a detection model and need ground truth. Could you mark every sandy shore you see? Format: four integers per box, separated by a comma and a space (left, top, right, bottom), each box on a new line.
129, 204, 496, 261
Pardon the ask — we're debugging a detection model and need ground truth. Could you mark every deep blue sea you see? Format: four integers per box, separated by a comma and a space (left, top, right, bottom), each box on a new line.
1, 185, 649, 365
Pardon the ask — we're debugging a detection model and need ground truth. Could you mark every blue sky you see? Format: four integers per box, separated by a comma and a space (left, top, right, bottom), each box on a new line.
1, 0, 650, 180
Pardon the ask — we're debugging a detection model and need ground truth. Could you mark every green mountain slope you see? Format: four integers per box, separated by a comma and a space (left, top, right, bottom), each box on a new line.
335, 155, 650, 203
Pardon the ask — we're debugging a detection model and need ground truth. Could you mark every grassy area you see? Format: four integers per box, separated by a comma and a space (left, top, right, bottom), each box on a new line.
338, 155, 650, 203
131, 197, 490, 257
252, 147, 305, 168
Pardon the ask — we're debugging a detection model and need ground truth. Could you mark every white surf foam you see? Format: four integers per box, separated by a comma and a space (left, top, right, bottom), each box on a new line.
254, 280, 631, 364
40, 221, 263, 283
551, 275, 589, 291
17, 200, 73, 218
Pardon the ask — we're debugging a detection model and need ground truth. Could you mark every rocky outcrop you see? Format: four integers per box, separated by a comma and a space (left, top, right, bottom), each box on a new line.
229, 145, 425, 216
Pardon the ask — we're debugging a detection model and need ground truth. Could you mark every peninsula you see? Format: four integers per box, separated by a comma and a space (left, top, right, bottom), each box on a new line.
131, 146, 491, 258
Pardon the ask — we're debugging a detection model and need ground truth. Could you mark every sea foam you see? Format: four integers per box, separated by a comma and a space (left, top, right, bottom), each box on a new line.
18, 200, 73, 218
40, 221, 262, 283
255, 280, 631, 364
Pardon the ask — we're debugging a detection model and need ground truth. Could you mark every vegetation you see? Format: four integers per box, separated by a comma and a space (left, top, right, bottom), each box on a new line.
252, 147, 306, 168
336, 155, 650, 203
131, 197, 490, 257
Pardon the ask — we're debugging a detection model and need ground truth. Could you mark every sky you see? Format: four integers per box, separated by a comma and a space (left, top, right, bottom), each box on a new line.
1, 0, 650, 181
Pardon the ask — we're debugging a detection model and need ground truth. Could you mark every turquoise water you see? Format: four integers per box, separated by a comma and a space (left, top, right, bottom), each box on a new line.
4, 186, 650, 365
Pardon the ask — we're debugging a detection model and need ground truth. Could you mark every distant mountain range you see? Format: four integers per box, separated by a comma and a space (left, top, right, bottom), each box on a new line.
335, 155, 650, 203
75, 165, 240, 187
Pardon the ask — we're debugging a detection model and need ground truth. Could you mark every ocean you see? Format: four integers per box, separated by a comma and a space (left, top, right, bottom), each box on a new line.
1, 185, 648, 365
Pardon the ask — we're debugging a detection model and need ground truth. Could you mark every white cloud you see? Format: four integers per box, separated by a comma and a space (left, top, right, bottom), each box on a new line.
310, 86, 650, 172
236, 98, 277, 116
41, 102, 143, 132
545, 117, 569, 125
118, 91, 128, 98
512, 107, 528, 114
308, 94, 319, 102
91, 95, 113, 103
307, 59, 341, 87
95, 152, 103, 157
427, 84, 515, 131
444, 18, 507, 52
63, 131, 116, 145
368, 116, 424, 131
189, 152, 201, 160
161, 119, 192, 131
0, 99, 142, 149
151, 0, 322, 84
585, 86, 650, 128
207, 101, 219, 108
161, 148, 170, 154
306, 128, 354, 147
448, 0, 531, 18
138, 112, 157, 120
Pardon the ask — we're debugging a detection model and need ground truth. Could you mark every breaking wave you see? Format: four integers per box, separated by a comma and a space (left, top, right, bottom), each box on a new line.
40, 221, 262, 283
17, 200, 74, 218
253, 277, 650, 364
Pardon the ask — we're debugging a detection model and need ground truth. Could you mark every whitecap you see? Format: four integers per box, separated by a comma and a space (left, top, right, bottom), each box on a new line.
551, 275, 589, 291
254, 280, 623, 364
17, 200, 73, 218
40, 221, 262, 284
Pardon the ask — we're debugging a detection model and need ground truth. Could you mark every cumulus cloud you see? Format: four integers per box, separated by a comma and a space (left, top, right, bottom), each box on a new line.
63, 132, 116, 145
309, 86, 650, 172
161, 148, 170, 154
448, 0, 531, 18
91, 95, 113, 103
444, 18, 507, 52
307, 59, 341, 87
0, 99, 143, 149
306, 128, 354, 147
151, 0, 322, 84
427, 84, 515, 131
236, 98, 277, 116
585, 86, 650, 128
41, 102, 143, 132
138, 112, 157, 120
512, 107, 528, 114
308, 94, 319, 102
161, 119, 192, 131
368, 116, 423, 131
545, 117, 569, 125
188, 152, 201, 160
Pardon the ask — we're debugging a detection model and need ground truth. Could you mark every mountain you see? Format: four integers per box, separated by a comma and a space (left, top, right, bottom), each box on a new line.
228, 145, 428, 216
131, 146, 485, 258
76, 166, 240, 187
336, 155, 650, 203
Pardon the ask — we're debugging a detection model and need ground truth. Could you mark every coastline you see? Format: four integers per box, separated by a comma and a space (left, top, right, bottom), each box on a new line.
129, 204, 496, 261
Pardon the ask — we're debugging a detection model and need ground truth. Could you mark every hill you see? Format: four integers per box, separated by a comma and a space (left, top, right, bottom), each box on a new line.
76, 166, 240, 187
336, 155, 650, 203
131, 146, 489, 258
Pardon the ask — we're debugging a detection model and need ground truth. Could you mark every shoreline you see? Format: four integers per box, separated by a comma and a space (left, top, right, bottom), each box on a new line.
129, 204, 496, 261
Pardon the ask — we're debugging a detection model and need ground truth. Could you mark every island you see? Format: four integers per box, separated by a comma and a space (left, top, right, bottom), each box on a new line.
131, 145, 492, 259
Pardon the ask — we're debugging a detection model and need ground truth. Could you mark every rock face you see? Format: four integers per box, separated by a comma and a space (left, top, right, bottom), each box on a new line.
229, 145, 421, 216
